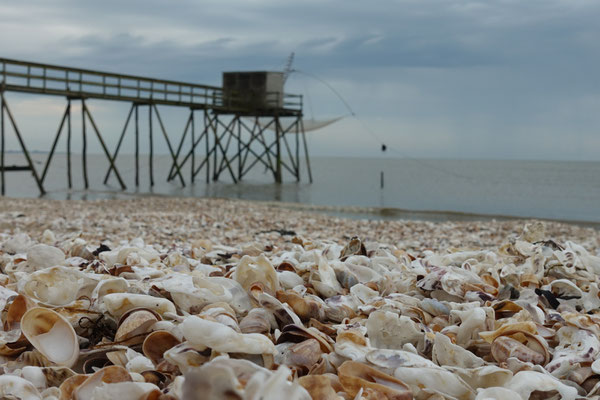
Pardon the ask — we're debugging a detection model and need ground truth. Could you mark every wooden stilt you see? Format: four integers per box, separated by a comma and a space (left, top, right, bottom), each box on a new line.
81, 99, 88, 189
41, 103, 69, 183
135, 104, 139, 186
104, 103, 134, 184
66, 99, 72, 189
275, 116, 282, 183
1, 91, 4, 195
167, 111, 192, 181
191, 109, 195, 183
82, 101, 127, 190
295, 116, 300, 181
300, 119, 313, 183
205, 110, 210, 182
1, 93, 45, 194
149, 104, 154, 187
152, 104, 185, 186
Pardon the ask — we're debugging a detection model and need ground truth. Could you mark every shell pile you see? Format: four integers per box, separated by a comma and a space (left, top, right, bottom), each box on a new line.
1, 198, 600, 399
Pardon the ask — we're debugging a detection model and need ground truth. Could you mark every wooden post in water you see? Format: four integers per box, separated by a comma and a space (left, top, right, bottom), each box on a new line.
275, 115, 282, 183
135, 104, 139, 186
149, 104, 154, 187
1, 91, 4, 195
66, 99, 72, 189
81, 99, 88, 189
380, 171, 384, 189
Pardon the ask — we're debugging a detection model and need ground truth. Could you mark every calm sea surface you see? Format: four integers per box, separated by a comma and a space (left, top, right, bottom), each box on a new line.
2, 154, 600, 224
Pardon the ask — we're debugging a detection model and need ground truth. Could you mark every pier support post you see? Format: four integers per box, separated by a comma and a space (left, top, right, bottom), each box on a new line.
0, 93, 45, 195
66, 99, 72, 189
81, 99, 88, 189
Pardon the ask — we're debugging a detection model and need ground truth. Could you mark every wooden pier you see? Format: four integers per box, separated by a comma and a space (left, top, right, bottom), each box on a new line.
0, 57, 312, 195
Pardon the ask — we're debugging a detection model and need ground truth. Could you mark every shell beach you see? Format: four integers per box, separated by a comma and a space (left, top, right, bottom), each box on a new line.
1, 197, 600, 399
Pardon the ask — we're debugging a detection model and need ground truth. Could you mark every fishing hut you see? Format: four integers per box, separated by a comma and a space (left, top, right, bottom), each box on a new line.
0, 57, 311, 195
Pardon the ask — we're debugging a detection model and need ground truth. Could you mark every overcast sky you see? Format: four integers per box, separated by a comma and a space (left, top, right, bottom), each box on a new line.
1, 0, 599, 160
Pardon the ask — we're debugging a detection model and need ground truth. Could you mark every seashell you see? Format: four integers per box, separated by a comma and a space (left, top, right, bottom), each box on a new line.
243, 365, 311, 400
198, 302, 239, 332
366, 310, 422, 350
182, 363, 243, 400
366, 348, 439, 369
546, 326, 600, 376
309, 257, 343, 298
394, 366, 475, 400
73, 365, 132, 400
102, 293, 176, 319
255, 290, 303, 328
276, 289, 325, 321
58, 374, 89, 400
142, 330, 181, 365
239, 308, 276, 334
40, 366, 76, 389
420, 298, 450, 317
339, 237, 366, 261
163, 342, 209, 373
334, 330, 371, 363
181, 315, 276, 355
338, 360, 412, 399
278, 270, 305, 289
21, 365, 47, 391
114, 308, 161, 345
475, 387, 523, 400
82, 357, 111, 373
233, 254, 280, 294
508, 370, 578, 400
490, 336, 547, 365
3, 232, 33, 254
277, 324, 335, 353
91, 278, 129, 302
0, 374, 42, 400
275, 339, 322, 370
79, 381, 161, 400
298, 374, 342, 400
447, 365, 513, 390
432, 332, 485, 368
27, 244, 65, 270
18, 266, 98, 306
21, 307, 79, 368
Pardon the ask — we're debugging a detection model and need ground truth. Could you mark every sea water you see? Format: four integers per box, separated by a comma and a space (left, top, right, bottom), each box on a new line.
2, 153, 599, 224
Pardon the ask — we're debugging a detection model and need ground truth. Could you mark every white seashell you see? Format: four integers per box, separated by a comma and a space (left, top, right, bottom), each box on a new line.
183, 364, 243, 400
102, 293, 176, 319
244, 365, 311, 400
88, 381, 161, 400
475, 387, 523, 400
181, 315, 276, 355
21, 307, 79, 368
21, 366, 47, 390
18, 266, 98, 306
366, 349, 439, 369
366, 310, 422, 350
27, 244, 65, 270
234, 254, 280, 294
0, 374, 42, 400
432, 332, 485, 368
446, 365, 513, 390
3, 232, 33, 254
124, 354, 154, 374
74, 365, 132, 400
508, 370, 578, 400
163, 342, 210, 373
278, 270, 304, 289
91, 278, 129, 303
394, 366, 475, 400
